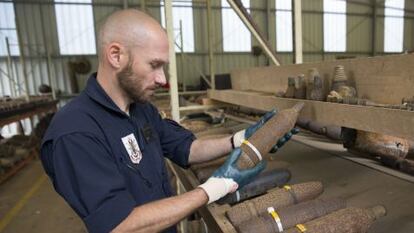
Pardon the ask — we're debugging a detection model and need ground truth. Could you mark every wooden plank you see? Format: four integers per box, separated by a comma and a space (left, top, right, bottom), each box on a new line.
208, 89, 414, 141
231, 54, 414, 104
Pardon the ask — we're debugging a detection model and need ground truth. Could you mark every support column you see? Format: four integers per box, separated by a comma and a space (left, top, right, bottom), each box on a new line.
293, 0, 303, 64
164, 0, 180, 121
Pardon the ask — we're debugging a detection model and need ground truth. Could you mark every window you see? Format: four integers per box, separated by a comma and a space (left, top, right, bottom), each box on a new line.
323, 0, 346, 52
160, 0, 195, 52
275, 0, 293, 52
221, 0, 251, 52
54, 0, 96, 55
0, 2, 20, 56
384, 0, 405, 53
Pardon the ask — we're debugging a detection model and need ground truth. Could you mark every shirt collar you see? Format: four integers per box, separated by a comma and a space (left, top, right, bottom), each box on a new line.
84, 73, 129, 116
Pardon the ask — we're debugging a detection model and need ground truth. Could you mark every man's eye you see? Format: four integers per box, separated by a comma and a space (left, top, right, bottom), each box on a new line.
150, 62, 162, 69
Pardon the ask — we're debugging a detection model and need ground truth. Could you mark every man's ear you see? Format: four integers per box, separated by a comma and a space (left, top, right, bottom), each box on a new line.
106, 42, 126, 69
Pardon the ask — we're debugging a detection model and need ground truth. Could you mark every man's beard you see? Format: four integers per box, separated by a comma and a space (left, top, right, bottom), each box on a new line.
117, 57, 152, 103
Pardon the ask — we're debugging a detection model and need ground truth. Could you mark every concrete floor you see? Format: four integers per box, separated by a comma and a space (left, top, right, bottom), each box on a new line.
0, 132, 413, 233
0, 160, 86, 233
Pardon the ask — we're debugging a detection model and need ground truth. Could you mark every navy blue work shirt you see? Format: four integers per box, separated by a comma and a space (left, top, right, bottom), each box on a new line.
41, 73, 195, 233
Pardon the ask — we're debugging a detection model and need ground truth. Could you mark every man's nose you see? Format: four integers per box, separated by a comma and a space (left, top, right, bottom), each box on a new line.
155, 69, 167, 86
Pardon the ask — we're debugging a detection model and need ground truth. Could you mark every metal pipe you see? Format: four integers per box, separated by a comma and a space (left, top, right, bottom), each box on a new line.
206, 0, 215, 89
164, 0, 180, 121
179, 20, 186, 92
13, 3, 30, 101
372, 0, 377, 56
5, 38, 16, 97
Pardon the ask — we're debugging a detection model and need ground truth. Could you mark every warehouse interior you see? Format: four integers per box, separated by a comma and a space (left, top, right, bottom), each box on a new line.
0, 0, 414, 232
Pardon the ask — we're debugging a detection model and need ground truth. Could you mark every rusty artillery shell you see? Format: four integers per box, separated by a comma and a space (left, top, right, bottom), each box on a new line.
325, 125, 342, 140
195, 160, 290, 183
353, 131, 409, 160
237, 198, 346, 233
285, 77, 296, 98
284, 205, 386, 233
332, 65, 348, 92
307, 121, 327, 135
236, 103, 305, 169
226, 181, 323, 226
307, 68, 325, 101
217, 168, 291, 205
294, 75, 307, 99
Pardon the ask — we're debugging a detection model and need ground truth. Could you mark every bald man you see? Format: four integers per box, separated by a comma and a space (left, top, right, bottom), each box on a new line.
41, 9, 294, 233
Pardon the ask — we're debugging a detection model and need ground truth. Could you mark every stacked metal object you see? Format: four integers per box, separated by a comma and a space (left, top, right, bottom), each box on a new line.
0, 113, 54, 175
343, 128, 414, 176
0, 96, 54, 118
225, 181, 385, 233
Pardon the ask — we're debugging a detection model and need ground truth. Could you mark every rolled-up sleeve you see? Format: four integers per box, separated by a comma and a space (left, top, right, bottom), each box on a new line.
41, 133, 135, 233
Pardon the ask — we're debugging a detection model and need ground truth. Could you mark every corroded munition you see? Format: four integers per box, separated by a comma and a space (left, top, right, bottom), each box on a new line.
353, 131, 409, 160
237, 198, 346, 233
332, 65, 348, 92
217, 169, 291, 205
284, 205, 386, 233
294, 75, 306, 99
307, 68, 325, 101
226, 181, 323, 226
195, 160, 290, 183
237, 103, 305, 169
285, 77, 296, 98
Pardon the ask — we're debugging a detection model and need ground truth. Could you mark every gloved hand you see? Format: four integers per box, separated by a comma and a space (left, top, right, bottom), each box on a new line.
231, 109, 300, 153
198, 148, 266, 204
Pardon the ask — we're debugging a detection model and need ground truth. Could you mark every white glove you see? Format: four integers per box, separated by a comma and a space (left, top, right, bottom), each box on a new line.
232, 129, 246, 148
198, 177, 238, 204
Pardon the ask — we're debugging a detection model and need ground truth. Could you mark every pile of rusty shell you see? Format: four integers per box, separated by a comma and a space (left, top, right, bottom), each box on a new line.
226, 181, 323, 226
217, 168, 291, 205
285, 77, 296, 98
237, 103, 305, 169
195, 160, 290, 183
353, 131, 409, 161
237, 198, 346, 233
284, 205, 386, 233
294, 75, 307, 99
